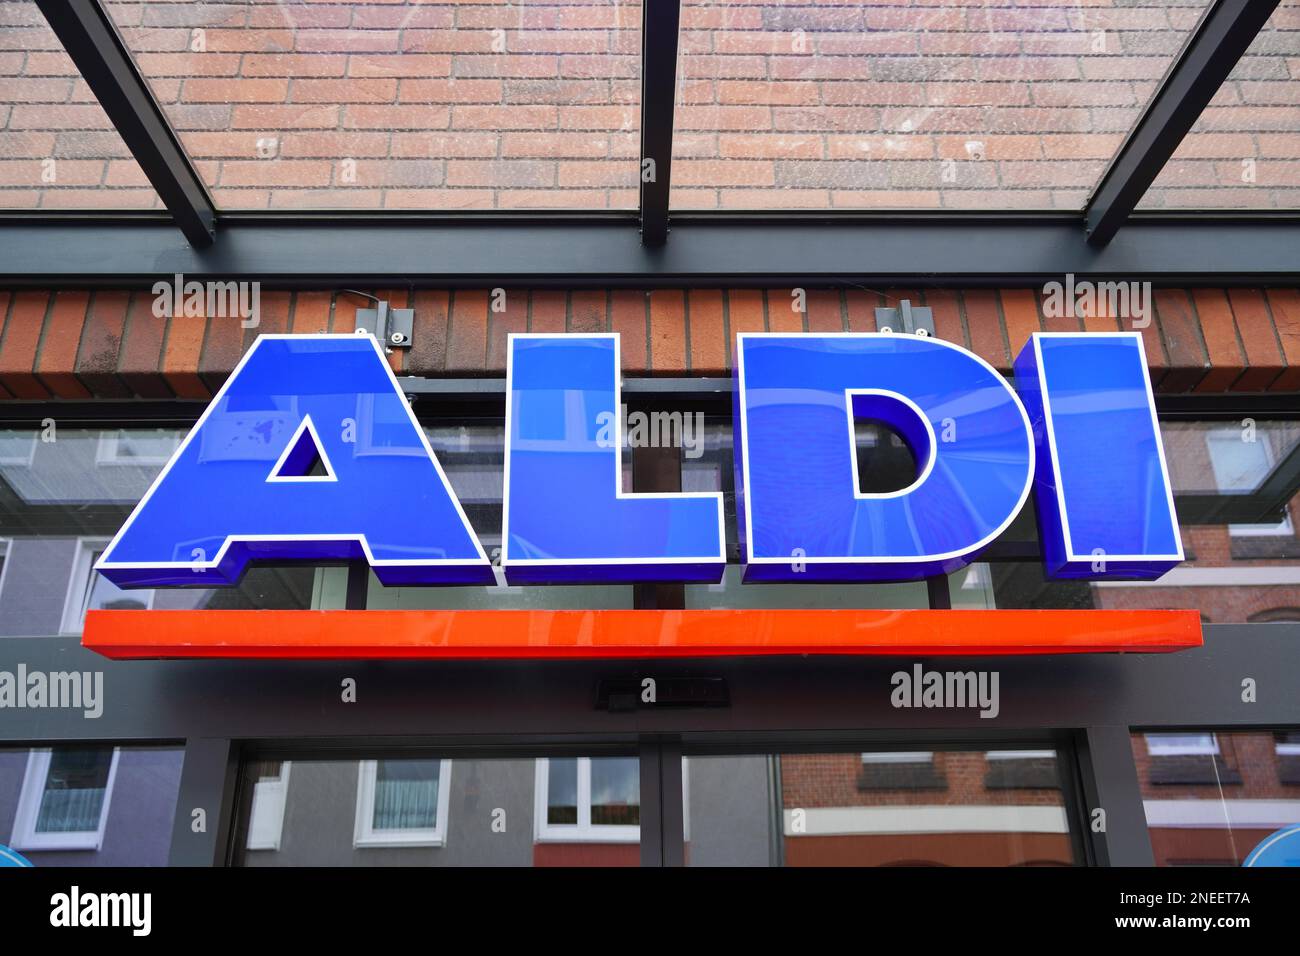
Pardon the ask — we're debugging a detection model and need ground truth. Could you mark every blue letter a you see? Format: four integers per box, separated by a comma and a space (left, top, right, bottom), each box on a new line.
97, 335, 491, 587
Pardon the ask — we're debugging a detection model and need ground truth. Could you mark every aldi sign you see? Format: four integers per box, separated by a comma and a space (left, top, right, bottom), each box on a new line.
96, 331, 1183, 590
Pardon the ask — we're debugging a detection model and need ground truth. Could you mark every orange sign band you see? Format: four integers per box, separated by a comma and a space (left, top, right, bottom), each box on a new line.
83, 608, 1202, 660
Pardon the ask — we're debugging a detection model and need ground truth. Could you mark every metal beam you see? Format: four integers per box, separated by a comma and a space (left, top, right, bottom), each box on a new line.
167, 738, 239, 866
0, 384, 1289, 423
2, 214, 1299, 286
3, 625, 1297, 742
1077, 727, 1156, 867
638, 0, 682, 246
34, 0, 216, 248
1085, 0, 1280, 247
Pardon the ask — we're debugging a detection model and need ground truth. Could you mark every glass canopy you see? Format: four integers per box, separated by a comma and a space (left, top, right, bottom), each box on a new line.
100, 0, 643, 209
669, 0, 1211, 209
0, 0, 161, 208
1141, 0, 1300, 208
0, 0, 1295, 217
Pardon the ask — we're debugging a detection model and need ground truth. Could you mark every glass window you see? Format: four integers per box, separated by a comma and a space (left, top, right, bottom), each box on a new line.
100, 0, 642, 210
1132, 729, 1300, 866
60, 539, 155, 633
1140, 1, 1300, 209
671, 0, 1210, 210
0, 1, 163, 209
1205, 427, 1297, 538
354, 759, 450, 846
589, 757, 639, 827
2, 744, 182, 864
545, 757, 579, 825
0, 418, 631, 628
537, 756, 639, 839
13, 748, 116, 849
230, 752, 639, 866
96, 428, 182, 467
0, 423, 346, 634
975, 418, 1300, 622
683, 746, 1079, 866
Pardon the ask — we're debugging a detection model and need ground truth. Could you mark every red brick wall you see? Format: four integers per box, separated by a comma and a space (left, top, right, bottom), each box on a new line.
1, 286, 1298, 399
532, 841, 638, 867
781, 752, 1064, 809
1132, 732, 1299, 802
5, 1, 1298, 210
785, 832, 1073, 867
1131, 732, 1299, 865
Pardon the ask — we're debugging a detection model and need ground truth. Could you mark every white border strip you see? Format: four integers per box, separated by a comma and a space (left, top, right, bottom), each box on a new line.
784, 805, 1069, 836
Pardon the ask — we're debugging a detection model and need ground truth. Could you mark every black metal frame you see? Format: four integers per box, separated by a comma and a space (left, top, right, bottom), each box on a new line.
638, 0, 681, 247
5, 627, 1298, 867
3, 212, 1300, 286
1085, 0, 1282, 247
1, 379, 1293, 424
8, 0, 1294, 283
32, 0, 215, 249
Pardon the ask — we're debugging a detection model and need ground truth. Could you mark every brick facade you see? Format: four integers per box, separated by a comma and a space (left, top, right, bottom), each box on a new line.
782, 751, 1064, 809
1, 286, 1298, 399
4, 1, 1298, 210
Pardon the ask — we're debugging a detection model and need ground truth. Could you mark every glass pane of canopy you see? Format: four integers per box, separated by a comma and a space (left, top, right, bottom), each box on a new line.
1139, 0, 1300, 209
100, 0, 642, 210
670, 0, 1210, 210
0, 0, 162, 209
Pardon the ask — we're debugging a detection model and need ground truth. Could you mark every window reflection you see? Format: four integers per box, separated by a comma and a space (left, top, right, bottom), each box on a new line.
3, 415, 1296, 625
546, 757, 578, 825
0, 419, 632, 630
589, 757, 639, 827
231, 754, 639, 866
1, 745, 182, 865
684, 748, 1077, 866
1133, 729, 1300, 866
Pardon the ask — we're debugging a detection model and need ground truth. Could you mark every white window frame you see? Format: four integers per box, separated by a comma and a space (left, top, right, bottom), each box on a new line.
245, 761, 291, 851
534, 757, 639, 844
60, 538, 155, 634
95, 428, 180, 466
1276, 737, 1300, 757
11, 748, 119, 852
986, 750, 1056, 760
861, 752, 933, 764
1145, 733, 1219, 757
353, 759, 451, 848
